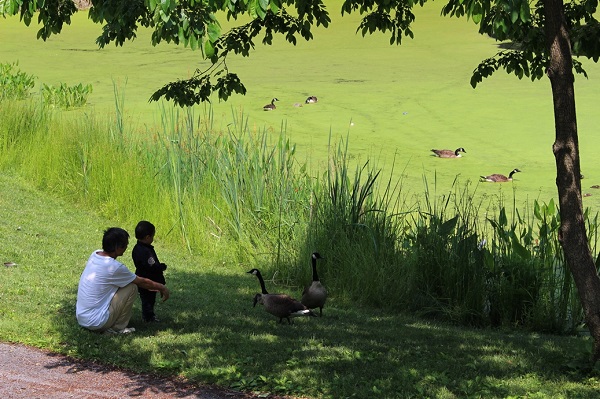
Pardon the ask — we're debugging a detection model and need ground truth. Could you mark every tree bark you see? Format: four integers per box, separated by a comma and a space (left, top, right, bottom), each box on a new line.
543, 0, 600, 362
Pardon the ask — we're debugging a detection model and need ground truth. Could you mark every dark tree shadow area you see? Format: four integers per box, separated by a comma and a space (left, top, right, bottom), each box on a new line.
50, 268, 598, 399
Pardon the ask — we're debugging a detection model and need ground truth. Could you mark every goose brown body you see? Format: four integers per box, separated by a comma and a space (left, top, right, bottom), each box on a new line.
253, 293, 316, 324
248, 268, 316, 323
263, 98, 279, 111
305, 96, 318, 104
431, 147, 466, 158
301, 252, 327, 316
480, 168, 521, 182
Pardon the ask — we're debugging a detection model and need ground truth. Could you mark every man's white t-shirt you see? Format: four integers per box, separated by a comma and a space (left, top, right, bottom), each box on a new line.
76, 250, 136, 330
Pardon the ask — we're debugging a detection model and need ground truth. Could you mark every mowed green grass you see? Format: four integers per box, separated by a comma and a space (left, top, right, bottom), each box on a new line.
2, 1, 600, 211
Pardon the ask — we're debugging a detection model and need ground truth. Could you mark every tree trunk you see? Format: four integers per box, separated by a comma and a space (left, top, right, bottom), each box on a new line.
543, 0, 600, 362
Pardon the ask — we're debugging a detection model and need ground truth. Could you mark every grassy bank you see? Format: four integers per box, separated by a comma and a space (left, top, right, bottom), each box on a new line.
1, 172, 599, 398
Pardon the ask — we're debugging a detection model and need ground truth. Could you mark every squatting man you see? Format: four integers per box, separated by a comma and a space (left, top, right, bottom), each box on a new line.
76, 227, 170, 334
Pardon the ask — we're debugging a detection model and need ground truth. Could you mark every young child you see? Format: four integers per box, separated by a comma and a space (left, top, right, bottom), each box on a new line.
132, 221, 167, 323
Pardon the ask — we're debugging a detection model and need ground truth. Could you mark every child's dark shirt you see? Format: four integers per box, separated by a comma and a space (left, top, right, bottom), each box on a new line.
132, 241, 166, 285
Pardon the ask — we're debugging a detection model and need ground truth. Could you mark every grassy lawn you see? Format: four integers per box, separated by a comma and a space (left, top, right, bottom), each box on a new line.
1, 172, 599, 398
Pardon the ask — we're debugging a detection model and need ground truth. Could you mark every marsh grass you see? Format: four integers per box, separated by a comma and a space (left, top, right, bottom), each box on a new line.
1, 92, 598, 334
485, 199, 591, 332
401, 175, 489, 324
292, 135, 411, 306
0, 61, 35, 101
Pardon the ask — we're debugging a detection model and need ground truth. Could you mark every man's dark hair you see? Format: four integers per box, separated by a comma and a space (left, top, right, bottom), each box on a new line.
102, 227, 130, 252
135, 220, 156, 240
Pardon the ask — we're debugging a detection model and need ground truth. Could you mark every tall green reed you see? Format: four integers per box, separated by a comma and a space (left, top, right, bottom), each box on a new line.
295, 135, 411, 306
490, 198, 588, 332
300, 138, 594, 332
155, 104, 194, 252
135, 102, 312, 263
0, 98, 48, 163
138, 104, 224, 253
212, 110, 313, 266
402, 174, 489, 325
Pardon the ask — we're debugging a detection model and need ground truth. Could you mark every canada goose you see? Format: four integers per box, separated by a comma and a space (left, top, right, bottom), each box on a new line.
305, 96, 318, 104
263, 98, 279, 111
431, 148, 466, 158
247, 268, 316, 323
301, 252, 327, 316
253, 293, 317, 324
480, 168, 521, 182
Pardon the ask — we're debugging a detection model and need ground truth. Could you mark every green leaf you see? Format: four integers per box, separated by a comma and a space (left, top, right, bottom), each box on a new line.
520, 0, 530, 22
487, 218, 499, 230
204, 40, 215, 58
495, 19, 506, 35
159, 10, 170, 23
258, 0, 269, 12
207, 21, 221, 42
178, 26, 185, 43
270, 1, 280, 13
511, 236, 531, 259
189, 34, 198, 50
533, 201, 541, 220
471, 3, 482, 24
249, 0, 258, 18
439, 216, 458, 237
511, 9, 519, 24
499, 208, 507, 227
255, 3, 266, 19
4, 0, 19, 15
548, 198, 555, 215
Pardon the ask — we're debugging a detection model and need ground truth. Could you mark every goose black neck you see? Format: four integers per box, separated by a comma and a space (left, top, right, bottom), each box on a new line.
256, 271, 269, 294
311, 257, 320, 282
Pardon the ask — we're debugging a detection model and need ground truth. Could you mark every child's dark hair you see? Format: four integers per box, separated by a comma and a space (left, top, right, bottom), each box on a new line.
102, 227, 130, 252
135, 220, 156, 240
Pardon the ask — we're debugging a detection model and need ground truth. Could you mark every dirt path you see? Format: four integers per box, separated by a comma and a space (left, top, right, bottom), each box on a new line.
0, 342, 274, 399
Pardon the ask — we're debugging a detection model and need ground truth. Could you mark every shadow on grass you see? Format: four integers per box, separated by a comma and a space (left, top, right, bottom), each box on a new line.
51, 269, 597, 398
